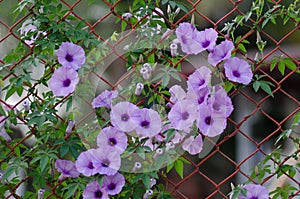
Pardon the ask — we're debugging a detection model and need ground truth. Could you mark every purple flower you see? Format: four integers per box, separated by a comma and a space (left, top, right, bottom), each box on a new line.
75, 149, 97, 177
175, 22, 203, 55
208, 40, 234, 66
19, 19, 46, 46
92, 90, 118, 109
132, 108, 162, 137
208, 86, 233, 117
168, 85, 186, 105
83, 180, 109, 199
0, 116, 11, 142
49, 66, 79, 97
195, 28, 218, 52
238, 184, 269, 199
187, 86, 210, 107
182, 135, 203, 155
103, 172, 125, 195
110, 102, 139, 132
55, 159, 80, 180
97, 126, 128, 154
224, 57, 253, 85
168, 99, 198, 132
90, 148, 121, 176
196, 106, 227, 137
187, 66, 212, 93
56, 42, 86, 71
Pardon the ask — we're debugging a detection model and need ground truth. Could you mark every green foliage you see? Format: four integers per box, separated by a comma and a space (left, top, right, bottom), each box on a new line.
252, 74, 274, 97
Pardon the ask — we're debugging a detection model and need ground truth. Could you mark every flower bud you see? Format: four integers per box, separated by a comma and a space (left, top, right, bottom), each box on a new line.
37, 189, 45, 199
122, 13, 133, 19
143, 63, 152, 72
153, 148, 163, 159
135, 83, 144, 96
150, 178, 157, 188
143, 190, 153, 199
140, 67, 150, 80
170, 43, 178, 57
132, 162, 142, 172
65, 119, 75, 136
166, 142, 175, 151
22, 100, 30, 112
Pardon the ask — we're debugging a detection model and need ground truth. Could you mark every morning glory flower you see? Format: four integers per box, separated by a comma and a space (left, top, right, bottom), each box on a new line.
176, 22, 203, 55
187, 66, 212, 93
103, 172, 125, 195
168, 99, 198, 132
110, 101, 139, 132
83, 180, 109, 199
224, 57, 253, 85
55, 159, 80, 180
208, 86, 234, 117
197, 105, 227, 137
208, 40, 234, 66
168, 85, 186, 105
132, 108, 162, 137
235, 184, 269, 199
96, 126, 128, 154
49, 66, 79, 97
19, 19, 45, 46
195, 28, 218, 52
92, 90, 118, 109
91, 148, 121, 176
187, 86, 210, 107
182, 135, 203, 155
75, 149, 97, 177
56, 42, 86, 71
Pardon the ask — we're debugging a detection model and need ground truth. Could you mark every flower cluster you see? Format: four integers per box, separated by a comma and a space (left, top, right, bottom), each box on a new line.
51, 21, 254, 198
49, 42, 85, 97
176, 22, 253, 85
230, 183, 269, 199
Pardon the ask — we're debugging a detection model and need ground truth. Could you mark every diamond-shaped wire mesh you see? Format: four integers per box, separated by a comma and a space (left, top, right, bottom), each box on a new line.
1, 0, 300, 198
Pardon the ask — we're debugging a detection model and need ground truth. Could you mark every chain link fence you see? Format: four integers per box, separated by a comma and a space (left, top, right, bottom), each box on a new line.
1, 0, 300, 198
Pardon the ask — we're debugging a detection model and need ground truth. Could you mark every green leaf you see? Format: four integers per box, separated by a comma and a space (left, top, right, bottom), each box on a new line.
65, 183, 79, 199
174, 159, 184, 179
278, 61, 285, 75
161, 75, 170, 88
60, 144, 69, 157
40, 156, 49, 172
253, 81, 260, 92
260, 82, 274, 97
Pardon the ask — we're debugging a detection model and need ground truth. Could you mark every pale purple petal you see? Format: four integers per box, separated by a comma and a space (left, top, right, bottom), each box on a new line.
238, 184, 269, 199
168, 85, 186, 106
224, 57, 253, 85
175, 22, 203, 55
196, 105, 227, 137
90, 148, 121, 176
110, 102, 139, 132
187, 86, 210, 107
49, 66, 79, 97
182, 135, 203, 155
56, 42, 86, 71
92, 90, 118, 109
208, 86, 233, 117
83, 180, 109, 199
55, 159, 80, 178
195, 28, 218, 52
208, 40, 234, 66
0, 116, 11, 142
96, 126, 128, 154
168, 99, 198, 132
132, 108, 162, 137
75, 149, 97, 177
187, 66, 212, 92
103, 172, 125, 195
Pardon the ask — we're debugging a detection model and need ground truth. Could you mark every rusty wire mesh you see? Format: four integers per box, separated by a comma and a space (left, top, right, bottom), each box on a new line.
1, 0, 300, 198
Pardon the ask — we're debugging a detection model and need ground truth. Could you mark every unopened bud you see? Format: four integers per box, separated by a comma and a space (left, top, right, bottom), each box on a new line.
175, 7, 180, 14
150, 178, 157, 188
65, 120, 75, 135
37, 189, 45, 199
153, 148, 163, 159
167, 5, 171, 14
135, 83, 144, 96
166, 142, 175, 151
143, 190, 153, 199
132, 162, 142, 172
122, 13, 133, 19
140, 67, 150, 80
143, 63, 152, 72
170, 43, 178, 57
22, 100, 30, 112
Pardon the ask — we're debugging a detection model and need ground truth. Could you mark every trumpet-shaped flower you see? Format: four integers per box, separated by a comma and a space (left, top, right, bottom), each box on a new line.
224, 57, 253, 85
208, 40, 234, 66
